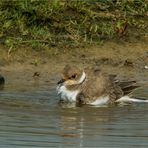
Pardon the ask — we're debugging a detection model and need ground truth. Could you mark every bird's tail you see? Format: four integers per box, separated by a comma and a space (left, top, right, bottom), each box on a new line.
116, 96, 148, 103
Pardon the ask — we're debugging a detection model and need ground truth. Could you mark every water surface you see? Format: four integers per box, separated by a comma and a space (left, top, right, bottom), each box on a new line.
0, 79, 148, 148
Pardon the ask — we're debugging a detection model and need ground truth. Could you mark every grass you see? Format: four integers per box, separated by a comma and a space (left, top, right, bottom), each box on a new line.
0, 0, 147, 51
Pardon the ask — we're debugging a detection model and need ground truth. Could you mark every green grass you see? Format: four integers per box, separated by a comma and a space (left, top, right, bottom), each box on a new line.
0, 0, 147, 51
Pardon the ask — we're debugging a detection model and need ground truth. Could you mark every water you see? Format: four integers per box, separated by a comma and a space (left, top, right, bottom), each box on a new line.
0, 79, 148, 148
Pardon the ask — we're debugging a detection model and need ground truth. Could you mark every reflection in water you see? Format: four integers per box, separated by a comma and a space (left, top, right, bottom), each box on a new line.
58, 103, 148, 147
59, 109, 84, 147
0, 82, 148, 147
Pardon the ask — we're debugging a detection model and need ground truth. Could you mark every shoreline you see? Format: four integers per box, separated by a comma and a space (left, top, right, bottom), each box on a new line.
0, 40, 148, 86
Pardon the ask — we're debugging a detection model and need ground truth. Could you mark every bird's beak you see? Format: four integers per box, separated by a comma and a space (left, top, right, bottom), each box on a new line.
57, 79, 65, 85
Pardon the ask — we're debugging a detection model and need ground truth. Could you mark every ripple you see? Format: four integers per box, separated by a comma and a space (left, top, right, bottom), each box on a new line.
0, 82, 148, 147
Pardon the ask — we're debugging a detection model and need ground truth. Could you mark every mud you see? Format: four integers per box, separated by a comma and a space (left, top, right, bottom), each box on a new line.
0, 40, 148, 86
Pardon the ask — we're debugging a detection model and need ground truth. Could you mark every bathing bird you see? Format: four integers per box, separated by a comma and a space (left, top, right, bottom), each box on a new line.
57, 65, 148, 106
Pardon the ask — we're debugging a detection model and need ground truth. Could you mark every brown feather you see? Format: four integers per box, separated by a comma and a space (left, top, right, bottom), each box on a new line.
116, 81, 140, 95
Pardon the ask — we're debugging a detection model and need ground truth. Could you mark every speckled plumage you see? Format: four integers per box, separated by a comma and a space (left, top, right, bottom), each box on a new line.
57, 65, 140, 105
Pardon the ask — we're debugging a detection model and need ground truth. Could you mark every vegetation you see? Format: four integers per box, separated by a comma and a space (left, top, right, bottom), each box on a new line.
0, 0, 147, 51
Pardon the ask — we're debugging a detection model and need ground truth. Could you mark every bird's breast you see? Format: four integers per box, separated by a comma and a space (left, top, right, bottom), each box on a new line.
57, 85, 79, 102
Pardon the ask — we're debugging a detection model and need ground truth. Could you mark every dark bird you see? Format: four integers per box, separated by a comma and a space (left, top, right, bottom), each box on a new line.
0, 74, 5, 90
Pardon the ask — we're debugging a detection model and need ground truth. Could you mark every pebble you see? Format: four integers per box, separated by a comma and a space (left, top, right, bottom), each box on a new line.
144, 65, 148, 69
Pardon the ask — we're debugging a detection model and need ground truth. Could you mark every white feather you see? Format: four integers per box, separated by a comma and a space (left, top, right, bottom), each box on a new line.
57, 85, 79, 102
90, 96, 109, 105
116, 96, 148, 103
77, 72, 86, 84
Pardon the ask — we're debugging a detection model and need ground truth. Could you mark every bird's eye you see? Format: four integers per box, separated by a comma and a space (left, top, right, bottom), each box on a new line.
71, 74, 76, 79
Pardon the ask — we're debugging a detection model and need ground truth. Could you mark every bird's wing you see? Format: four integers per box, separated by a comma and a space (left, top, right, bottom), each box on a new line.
115, 80, 140, 95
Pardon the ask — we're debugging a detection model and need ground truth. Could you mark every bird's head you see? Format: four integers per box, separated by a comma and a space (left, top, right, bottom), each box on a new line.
57, 65, 86, 86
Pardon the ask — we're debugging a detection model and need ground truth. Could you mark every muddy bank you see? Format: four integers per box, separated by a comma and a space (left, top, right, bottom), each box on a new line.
0, 40, 148, 86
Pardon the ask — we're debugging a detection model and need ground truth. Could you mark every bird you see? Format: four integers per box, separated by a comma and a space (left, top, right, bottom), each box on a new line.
56, 65, 148, 106
0, 74, 5, 90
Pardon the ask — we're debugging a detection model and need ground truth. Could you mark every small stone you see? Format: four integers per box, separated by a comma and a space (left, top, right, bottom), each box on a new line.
144, 65, 148, 69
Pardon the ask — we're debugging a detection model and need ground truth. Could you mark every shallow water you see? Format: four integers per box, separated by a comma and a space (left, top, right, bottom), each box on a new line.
0, 79, 148, 148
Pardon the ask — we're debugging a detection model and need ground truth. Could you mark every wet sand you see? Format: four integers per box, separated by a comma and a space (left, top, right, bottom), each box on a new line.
0, 40, 147, 85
